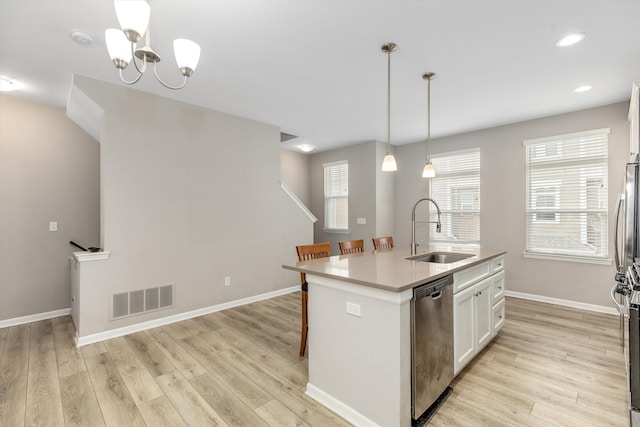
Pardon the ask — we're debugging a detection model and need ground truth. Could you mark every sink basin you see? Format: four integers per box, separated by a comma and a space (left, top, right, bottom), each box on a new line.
406, 251, 474, 264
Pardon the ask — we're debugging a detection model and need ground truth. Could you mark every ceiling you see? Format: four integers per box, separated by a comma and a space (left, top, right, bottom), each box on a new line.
1, 1, 639, 153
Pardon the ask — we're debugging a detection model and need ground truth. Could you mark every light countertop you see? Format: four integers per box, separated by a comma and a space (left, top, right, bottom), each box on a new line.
283, 245, 506, 292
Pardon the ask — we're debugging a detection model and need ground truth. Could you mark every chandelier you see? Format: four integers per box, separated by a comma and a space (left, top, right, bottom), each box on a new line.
105, 0, 201, 90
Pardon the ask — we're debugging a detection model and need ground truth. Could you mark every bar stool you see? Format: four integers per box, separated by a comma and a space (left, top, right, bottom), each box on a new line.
295, 242, 331, 356
339, 239, 365, 255
372, 236, 394, 250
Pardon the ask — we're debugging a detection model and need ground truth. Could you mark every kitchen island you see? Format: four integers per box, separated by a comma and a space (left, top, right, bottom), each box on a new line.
283, 245, 506, 427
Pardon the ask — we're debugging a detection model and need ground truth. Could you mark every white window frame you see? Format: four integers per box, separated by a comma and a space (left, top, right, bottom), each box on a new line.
323, 160, 349, 232
524, 128, 611, 264
429, 148, 481, 245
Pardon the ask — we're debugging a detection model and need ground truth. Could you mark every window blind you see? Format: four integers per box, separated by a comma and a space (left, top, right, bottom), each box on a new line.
524, 128, 609, 259
429, 149, 481, 243
324, 161, 348, 230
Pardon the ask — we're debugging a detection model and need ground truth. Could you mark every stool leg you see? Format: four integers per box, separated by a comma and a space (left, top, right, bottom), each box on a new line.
299, 289, 308, 356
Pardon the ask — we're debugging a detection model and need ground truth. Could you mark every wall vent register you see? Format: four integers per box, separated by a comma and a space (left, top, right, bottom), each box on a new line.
112, 284, 174, 319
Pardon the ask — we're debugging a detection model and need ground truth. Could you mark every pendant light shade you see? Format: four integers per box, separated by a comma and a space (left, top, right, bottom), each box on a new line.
422, 72, 436, 178
114, 0, 150, 42
381, 43, 397, 172
422, 162, 436, 178
382, 153, 398, 171
174, 39, 201, 76
105, 28, 133, 67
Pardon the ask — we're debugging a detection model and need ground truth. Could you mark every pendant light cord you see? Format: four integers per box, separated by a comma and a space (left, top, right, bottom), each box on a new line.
387, 49, 391, 152
426, 75, 430, 162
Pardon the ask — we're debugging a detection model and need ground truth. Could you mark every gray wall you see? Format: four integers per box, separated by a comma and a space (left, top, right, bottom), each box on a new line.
0, 94, 99, 321
281, 149, 311, 207
72, 76, 310, 337
310, 141, 379, 254
395, 102, 629, 308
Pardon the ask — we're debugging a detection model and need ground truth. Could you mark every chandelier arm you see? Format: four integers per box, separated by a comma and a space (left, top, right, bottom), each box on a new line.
118, 68, 144, 85
153, 62, 189, 90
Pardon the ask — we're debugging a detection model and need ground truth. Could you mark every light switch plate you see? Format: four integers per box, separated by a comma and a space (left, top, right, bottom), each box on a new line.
49, 222, 58, 232
356, 217, 367, 225
346, 302, 361, 317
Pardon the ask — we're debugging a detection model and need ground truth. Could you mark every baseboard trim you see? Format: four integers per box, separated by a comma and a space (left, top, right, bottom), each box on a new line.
305, 383, 380, 427
75, 285, 299, 347
505, 290, 618, 315
0, 308, 71, 329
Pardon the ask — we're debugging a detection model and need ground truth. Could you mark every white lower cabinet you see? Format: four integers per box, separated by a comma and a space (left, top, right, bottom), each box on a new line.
453, 276, 492, 374
453, 256, 506, 375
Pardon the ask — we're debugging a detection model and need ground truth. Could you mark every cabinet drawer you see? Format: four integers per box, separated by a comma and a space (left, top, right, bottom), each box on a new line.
492, 299, 505, 335
454, 261, 491, 293
491, 255, 505, 273
491, 270, 505, 304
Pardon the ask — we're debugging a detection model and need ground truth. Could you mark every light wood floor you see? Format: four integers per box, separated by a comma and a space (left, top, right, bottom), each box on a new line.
0, 294, 629, 426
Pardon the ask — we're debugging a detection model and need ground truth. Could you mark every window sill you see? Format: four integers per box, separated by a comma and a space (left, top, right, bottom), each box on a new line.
522, 251, 612, 265
323, 228, 350, 234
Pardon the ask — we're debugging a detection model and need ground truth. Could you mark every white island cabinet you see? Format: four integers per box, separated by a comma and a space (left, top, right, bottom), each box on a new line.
453, 255, 505, 374
283, 246, 506, 427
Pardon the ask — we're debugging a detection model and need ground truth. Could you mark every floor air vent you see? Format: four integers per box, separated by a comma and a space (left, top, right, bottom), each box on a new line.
112, 284, 174, 319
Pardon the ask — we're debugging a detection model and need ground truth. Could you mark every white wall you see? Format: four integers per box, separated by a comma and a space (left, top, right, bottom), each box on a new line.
395, 102, 629, 308
0, 95, 99, 322
71, 76, 311, 337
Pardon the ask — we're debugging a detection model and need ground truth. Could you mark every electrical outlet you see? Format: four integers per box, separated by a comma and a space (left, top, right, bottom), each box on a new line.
49, 221, 58, 232
224, 276, 231, 286
346, 302, 361, 317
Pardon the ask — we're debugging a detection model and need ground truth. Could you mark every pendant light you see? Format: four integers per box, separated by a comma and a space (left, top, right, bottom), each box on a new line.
381, 43, 398, 172
422, 72, 436, 178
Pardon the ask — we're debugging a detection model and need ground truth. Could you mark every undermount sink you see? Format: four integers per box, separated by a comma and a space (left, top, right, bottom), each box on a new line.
406, 251, 474, 264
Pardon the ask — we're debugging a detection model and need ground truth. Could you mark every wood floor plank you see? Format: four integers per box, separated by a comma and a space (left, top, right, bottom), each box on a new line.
138, 395, 188, 427
254, 399, 311, 427
80, 342, 107, 358
190, 372, 269, 426
27, 320, 60, 407
51, 316, 86, 378
180, 334, 273, 410
103, 336, 164, 405
84, 352, 146, 427
124, 332, 176, 377
0, 324, 30, 427
145, 329, 207, 380
60, 371, 105, 427
156, 371, 227, 426
218, 346, 353, 427
0, 327, 8, 358
25, 395, 65, 427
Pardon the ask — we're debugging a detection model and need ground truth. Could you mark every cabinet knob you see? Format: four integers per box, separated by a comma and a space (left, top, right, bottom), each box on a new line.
497, 286, 502, 289
498, 315, 503, 319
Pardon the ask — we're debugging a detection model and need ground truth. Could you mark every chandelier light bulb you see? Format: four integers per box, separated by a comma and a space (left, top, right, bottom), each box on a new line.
422, 162, 436, 178
382, 153, 398, 171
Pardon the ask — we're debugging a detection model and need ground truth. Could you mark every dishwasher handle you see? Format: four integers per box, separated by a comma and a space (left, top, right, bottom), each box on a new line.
413, 275, 453, 299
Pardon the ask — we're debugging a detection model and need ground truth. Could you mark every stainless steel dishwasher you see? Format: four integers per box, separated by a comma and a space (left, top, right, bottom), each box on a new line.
411, 274, 454, 420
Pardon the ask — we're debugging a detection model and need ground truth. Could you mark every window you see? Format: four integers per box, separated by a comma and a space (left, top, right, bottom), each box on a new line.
323, 161, 348, 231
429, 149, 481, 244
524, 128, 609, 261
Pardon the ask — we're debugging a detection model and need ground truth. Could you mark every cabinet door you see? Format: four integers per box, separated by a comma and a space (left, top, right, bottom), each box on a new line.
475, 277, 493, 350
453, 285, 476, 374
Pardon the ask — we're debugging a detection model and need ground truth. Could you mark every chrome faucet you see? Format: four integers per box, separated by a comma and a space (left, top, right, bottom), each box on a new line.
411, 198, 442, 256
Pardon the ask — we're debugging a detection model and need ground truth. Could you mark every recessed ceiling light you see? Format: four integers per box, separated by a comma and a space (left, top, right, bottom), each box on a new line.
299, 144, 316, 153
574, 85, 593, 93
555, 33, 586, 47
70, 29, 94, 47
0, 77, 22, 92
